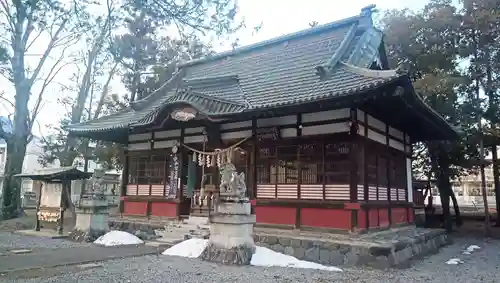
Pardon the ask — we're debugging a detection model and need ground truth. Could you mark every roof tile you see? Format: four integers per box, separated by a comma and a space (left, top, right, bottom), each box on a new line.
67, 11, 399, 134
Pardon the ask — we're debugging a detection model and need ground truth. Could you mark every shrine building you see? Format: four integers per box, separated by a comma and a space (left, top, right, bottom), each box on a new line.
67, 6, 457, 233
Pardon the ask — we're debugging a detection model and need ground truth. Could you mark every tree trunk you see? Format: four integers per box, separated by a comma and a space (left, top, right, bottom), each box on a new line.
449, 188, 462, 227
492, 145, 500, 226
437, 175, 453, 232
1, 138, 28, 219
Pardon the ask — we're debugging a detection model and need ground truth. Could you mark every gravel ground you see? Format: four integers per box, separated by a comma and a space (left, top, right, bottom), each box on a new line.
3, 235, 499, 283
0, 232, 89, 252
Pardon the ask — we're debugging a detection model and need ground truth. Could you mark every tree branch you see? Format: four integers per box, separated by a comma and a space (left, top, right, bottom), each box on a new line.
0, 92, 14, 108
0, 0, 15, 32
20, 2, 38, 49
28, 46, 74, 131
27, 17, 69, 86
93, 61, 119, 120
24, 28, 44, 51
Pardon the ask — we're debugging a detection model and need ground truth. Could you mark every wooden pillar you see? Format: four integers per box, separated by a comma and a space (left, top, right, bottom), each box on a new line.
147, 132, 155, 219
296, 113, 302, 229
120, 148, 129, 215
363, 111, 369, 229
176, 128, 185, 219
386, 124, 392, 226
251, 118, 257, 200
35, 182, 43, 231
349, 108, 359, 231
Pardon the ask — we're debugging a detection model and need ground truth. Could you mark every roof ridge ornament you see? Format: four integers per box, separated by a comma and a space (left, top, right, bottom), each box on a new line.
359, 4, 377, 27
315, 24, 358, 79
360, 4, 377, 17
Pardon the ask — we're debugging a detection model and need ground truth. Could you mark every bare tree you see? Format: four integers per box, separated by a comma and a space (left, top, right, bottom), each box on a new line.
0, 0, 81, 218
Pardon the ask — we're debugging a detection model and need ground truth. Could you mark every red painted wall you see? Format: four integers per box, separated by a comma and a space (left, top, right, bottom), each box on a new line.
408, 207, 414, 223
255, 206, 296, 226
357, 210, 367, 230
301, 208, 351, 230
150, 202, 178, 217
379, 208, 390, 227
392, 207, 408, 224
368, 209, 379, 228
123, 201, 147, 216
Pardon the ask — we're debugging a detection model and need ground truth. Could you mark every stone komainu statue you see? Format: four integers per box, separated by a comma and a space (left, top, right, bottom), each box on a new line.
219, 163, 247, 199
86, 169, 105, 196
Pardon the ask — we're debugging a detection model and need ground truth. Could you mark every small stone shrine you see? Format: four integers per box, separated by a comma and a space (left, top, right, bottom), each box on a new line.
199, 149, 256, 265
14, 167, 92, 236
69, 169, 112, 242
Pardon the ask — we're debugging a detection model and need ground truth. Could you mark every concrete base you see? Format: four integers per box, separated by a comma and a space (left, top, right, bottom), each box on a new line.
199, 242, 255, 265
69, 198, 110, 242
199, 200, 256, 265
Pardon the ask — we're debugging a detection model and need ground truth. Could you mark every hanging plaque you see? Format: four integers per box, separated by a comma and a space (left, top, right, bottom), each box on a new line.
168, 146, 180, 198
171, 107, 197, 122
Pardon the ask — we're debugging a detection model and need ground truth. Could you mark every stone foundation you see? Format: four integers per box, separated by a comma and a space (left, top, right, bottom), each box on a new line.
199, 243, 255, 265
108, 220, 159, 241
254, 228, 449, 269
108, 217, 449, 269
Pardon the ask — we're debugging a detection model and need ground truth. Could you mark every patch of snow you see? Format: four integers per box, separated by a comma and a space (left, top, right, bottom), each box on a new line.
250, 246, 342, 272
465, 245, 481, 252
462, 251, 471, 255
163, 238, 207, 258
445, 258, 464, 265
94, 231, 144, 247
162, 239, 342, 272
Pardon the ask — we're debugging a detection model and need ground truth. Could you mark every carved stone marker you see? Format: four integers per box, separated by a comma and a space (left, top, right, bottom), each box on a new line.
199, 162, 256, 265
69, 170, 111, 242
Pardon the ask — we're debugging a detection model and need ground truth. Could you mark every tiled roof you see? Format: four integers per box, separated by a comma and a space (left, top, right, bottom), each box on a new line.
66, 7, 402, 134
14, 166, 93, 180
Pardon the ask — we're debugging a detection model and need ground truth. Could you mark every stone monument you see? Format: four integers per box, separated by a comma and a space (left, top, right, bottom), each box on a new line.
69, 170, 111, 242
199, 160, 256, 265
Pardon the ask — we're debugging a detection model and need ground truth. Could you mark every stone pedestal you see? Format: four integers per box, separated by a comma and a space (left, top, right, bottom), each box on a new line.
69, 197, 110, 242
199, 198, 256, 265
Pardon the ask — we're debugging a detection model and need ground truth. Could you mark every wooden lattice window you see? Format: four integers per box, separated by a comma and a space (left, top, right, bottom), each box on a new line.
233, 148, 249, 178
300, 143, 322, 184
256, 147, 276, 184
324, 142, 350, 184
367, 152, 377, 200
275, 145, 298, 184
137, 156, 149, 184
150, 154, 168, 185
128, 154, 169, 186
128, 156, 138, 184
393, 154, 407, 201
256, 140, 355, 200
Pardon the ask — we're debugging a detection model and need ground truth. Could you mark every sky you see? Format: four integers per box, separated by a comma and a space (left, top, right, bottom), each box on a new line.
0, 0, 428, 138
